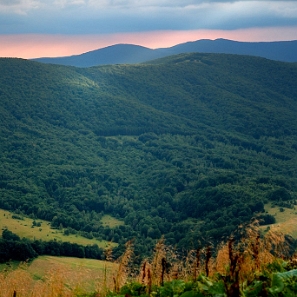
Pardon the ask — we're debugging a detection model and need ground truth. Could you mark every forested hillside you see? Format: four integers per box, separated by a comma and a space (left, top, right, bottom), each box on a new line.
0, 54, 297, 255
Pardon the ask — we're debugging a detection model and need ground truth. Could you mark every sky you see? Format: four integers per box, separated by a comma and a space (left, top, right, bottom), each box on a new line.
1, 0, 297, 59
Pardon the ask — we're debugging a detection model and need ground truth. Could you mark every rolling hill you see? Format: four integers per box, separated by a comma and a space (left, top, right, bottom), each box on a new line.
1, 53, 297, 255
32, 39, 297, 67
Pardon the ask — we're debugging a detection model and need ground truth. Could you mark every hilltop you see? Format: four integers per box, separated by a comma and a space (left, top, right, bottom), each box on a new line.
0, 53, 297, 254
32, 39, 297, 67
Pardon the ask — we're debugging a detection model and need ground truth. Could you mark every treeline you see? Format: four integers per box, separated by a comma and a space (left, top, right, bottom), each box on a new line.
0, 229, 104, 263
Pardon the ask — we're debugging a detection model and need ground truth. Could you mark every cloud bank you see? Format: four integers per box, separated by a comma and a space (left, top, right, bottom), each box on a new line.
1, 0, 297, 34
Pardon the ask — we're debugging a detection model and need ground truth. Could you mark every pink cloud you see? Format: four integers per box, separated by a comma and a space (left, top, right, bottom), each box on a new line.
1, 26, 297, 59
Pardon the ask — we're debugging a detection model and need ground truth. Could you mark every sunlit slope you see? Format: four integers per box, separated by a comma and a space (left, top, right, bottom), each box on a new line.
0, 255, 118, 294
0, 54, 297, 251
1, 54, 297, 137
0, 58, 193, 136
79, 53, 297, 137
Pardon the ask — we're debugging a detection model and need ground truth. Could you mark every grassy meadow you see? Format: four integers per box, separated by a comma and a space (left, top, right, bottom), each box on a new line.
264, 203, 297, 238
100, 215, 125, 228
0, 256, 118, 296
28, 256, 118, 291
0, 209, 120, 248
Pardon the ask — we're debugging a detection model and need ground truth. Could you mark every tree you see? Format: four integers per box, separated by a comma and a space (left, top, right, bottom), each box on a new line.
147, 227, 161, 239
2, 229, 20, 241
12, 241, 37, 261
269, 188, 292, 201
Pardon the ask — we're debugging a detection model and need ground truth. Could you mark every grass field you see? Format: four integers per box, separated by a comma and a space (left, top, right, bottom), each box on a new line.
263, 203, 297, 238
0, 209, 121, 248
0, 256, 119, 295
101, 215, 124, 228
29, 255, 118, 291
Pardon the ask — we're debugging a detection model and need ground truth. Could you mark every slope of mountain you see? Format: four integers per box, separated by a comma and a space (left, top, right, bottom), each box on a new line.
33, 44, 163, 68
1, 54, 297, 254
32, 39, 297, 67
164, 39, 297, 62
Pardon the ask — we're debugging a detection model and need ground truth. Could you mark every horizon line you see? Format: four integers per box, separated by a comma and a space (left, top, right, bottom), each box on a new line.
1, 27, 297, 59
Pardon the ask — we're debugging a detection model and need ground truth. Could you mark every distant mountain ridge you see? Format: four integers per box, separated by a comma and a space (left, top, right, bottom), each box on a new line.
32, 38, 297, 67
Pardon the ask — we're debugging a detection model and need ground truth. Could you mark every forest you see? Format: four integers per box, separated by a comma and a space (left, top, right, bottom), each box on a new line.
0, 53, 297, 257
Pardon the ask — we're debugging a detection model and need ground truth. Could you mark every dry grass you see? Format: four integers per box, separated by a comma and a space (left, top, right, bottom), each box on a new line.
0, 220, 293, 297
132, 220, 291, 296
0, 256, 118, 297
113, 240, 134, 292
263, 203, 297, 238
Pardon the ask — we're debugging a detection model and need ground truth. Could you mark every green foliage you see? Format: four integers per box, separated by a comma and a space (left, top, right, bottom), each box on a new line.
2, 228, 20, 241
268, 270, 297, 296
0, 54, 296, 253
257, 213, 276, 225
0, 229, 104, 262
196, 275, 225, 296
269, 188, 292, 201
159, 280, 186, 297
243, 280, 263, 297
119, 282, 147, 296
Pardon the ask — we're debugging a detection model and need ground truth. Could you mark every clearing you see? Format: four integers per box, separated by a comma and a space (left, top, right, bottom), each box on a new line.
263, 203, 297, 238
0, 209, 120, 248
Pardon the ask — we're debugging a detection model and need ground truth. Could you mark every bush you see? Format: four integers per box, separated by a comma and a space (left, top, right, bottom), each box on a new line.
257, 214, 276, 225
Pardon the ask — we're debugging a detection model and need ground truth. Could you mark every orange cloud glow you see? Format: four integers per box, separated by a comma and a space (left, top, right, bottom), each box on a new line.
1, 26, 297, 59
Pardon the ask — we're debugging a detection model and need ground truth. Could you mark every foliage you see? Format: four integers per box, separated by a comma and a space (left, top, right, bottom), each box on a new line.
0, 54, 296, 254
1, 226, 297, 296
0, 208, 114, 249
0, 229, 104, 262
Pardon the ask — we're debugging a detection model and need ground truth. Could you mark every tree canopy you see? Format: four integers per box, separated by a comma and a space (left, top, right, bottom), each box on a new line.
0, 54, 296, 254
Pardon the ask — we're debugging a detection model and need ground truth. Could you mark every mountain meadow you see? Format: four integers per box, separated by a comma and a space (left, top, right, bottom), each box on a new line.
1, 53, 297, 295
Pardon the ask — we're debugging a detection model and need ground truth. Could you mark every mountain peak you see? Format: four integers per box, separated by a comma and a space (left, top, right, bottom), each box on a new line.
33, 39, 297, 67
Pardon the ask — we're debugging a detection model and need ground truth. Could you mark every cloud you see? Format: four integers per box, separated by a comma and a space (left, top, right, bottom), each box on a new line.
267, 2, 297, 18
0, 0, 22, 5
1, 0, 296, 13
53, 0, 86, 8
0, 0, 39, 14
0, 0, 297, 34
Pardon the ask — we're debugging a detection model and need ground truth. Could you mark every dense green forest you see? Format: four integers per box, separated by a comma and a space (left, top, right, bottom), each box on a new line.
0, 53, 297, 256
